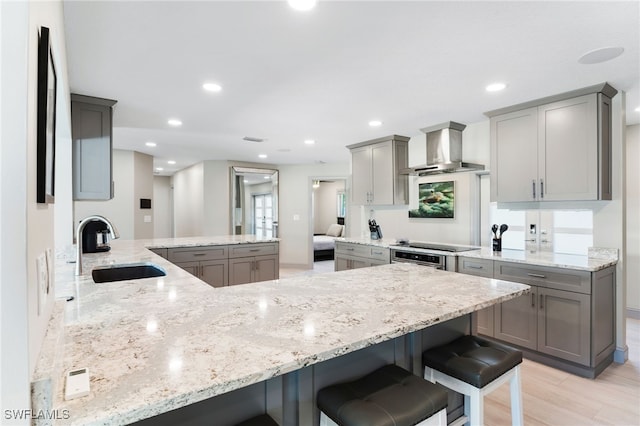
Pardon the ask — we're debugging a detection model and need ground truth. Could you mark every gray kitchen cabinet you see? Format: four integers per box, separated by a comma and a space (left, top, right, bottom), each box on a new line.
228, 243, 279, 285
459, 257, 495, 337
488, 83, 616, 202
71, 94, 117, 201
347, 135, 409, 205
493, 261, 615, 375
334, 241, 390, 271
168, 246, 229, 288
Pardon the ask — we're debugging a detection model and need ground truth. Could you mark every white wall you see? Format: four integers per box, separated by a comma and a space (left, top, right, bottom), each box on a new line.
74, 149, 135, 238
1, 1, 30, 418
153, 176, 173, 238
279, 162, 349, 267
74, 150, 154, 240
313, 181, 345, 234
202, 160, 231, 236
626, 124, 639, 314
1, 0, 72, 416
133, 151, 153, 239
173, 162, 204, 237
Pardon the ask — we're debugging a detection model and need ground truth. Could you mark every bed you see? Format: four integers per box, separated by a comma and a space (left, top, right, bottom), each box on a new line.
313, 220, 345, 261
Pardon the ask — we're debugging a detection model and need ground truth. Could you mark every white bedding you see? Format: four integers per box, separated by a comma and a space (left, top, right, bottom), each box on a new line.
313, 235, 337, 251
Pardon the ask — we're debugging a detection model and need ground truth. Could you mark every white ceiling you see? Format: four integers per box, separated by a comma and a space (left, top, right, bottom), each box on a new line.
63, 1, 640, 176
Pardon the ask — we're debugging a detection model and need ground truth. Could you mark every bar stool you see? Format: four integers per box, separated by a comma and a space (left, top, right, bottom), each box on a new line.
422, 335, 523, 426
234, 413, 279, 426
317, 364, 448, 426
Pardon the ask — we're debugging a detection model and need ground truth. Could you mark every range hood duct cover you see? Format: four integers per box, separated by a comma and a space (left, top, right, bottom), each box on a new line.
401, 121, 485, 176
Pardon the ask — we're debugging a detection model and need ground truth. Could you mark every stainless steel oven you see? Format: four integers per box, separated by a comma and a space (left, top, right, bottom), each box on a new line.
392, 250, 446, 269
391, 242, 479, 271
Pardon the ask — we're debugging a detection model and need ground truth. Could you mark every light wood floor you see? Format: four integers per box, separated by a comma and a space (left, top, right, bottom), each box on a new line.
485, 318, 640, 426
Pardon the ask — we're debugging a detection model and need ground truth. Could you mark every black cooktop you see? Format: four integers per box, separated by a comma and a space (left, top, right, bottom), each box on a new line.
398, 242, 478, 253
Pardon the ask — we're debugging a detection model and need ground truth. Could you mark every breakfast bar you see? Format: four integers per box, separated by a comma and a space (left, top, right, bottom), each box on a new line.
34, 238, 529, 425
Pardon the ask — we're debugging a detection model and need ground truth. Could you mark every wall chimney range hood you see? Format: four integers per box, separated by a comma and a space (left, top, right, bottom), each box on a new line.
401, 121, 484, 176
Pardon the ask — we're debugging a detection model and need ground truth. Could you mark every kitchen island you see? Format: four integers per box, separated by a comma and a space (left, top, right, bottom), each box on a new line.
34, 237, 529, 425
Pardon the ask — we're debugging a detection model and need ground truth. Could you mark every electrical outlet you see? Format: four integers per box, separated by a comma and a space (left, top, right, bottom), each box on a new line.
36, 253, 49, 315
144, 215, 152, 223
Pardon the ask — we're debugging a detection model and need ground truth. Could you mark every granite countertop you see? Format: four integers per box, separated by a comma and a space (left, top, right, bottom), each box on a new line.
458, 247, 618, 272
338, 238, 617, 272
36, 237, 529, 425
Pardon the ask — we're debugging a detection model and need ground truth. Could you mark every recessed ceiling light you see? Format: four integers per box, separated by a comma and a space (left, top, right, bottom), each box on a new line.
146, 142, 157, 147
368, 120, 382, 127
635, 106, 640, 112
258, 154, 268, 159
304, 139, 316, 145
578, 47, 624, 64
203, 82, 222, 92
156, 167, 164, 171
167, 160, 176, 165
263, 176, 270, 180
168, 118, 182, 127
486, 82, 507, 92
243, 179, 249, 183
288, 0, 317, 11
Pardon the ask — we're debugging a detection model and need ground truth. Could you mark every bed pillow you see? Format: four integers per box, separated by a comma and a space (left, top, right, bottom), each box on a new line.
326, 224, 344, 237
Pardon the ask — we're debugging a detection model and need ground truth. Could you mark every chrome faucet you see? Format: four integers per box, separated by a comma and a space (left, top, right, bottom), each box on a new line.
75, 215, 120, 276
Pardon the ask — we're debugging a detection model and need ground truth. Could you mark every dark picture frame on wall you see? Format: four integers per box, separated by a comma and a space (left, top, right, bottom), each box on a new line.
36, 26, 57, 204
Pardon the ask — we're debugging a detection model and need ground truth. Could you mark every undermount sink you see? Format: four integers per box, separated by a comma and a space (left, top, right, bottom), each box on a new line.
91, 263, 166, 283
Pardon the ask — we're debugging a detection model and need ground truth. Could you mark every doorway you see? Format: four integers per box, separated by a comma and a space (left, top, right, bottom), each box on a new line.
253, 193, 274, 237
311, 178, 347, 272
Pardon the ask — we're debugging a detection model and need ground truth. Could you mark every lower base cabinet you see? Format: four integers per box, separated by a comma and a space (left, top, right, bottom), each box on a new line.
173, 260, 228, 288
228, 255, 278, 285
163, 242, 279, 287
461, 256, 615, 376
334, 241, 390, 271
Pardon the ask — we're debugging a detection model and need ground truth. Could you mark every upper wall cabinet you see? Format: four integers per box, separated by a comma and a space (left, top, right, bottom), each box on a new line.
347, 135, 409, 205
71, 94, 117, 200
487, 83, 616, 203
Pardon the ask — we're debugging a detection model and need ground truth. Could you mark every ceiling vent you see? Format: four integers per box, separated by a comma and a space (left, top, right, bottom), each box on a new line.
243, 136, 265, 143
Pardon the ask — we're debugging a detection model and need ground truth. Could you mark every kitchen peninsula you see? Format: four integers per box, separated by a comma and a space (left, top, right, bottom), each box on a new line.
34, 237, 529, 426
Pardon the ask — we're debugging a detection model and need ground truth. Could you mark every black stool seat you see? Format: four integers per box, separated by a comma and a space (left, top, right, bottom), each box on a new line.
317, 364, 448, 426
422, 335, 522, 388
234, 413, 279, 426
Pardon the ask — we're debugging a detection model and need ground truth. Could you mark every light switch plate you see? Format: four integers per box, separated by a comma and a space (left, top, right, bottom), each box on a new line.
36, 253, 49, 315
144, 215, 152, 223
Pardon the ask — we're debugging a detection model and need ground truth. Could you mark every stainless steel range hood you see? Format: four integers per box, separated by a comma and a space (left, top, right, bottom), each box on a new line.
401, 121, 485, 176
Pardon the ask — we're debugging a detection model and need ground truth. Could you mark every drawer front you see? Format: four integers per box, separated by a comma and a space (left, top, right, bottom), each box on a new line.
229, 243, 278, 258
458, 257, 494, 278
336, 242, 390, 262
168, 246, 228, 262
494, 261, 591, 294
367, 247, 390, 262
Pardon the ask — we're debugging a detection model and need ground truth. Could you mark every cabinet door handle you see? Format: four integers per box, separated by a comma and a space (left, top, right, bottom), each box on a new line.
372, 251, 383, 255
255, 260, 260, 270
540, 179, 544, 199
249, 249, 260, 252
531, 293, 536, 307
527, 273, 547, 279
467, 265, 483, 270
532, 179, 536, 199
193, 253, 207, 257
200, 265, 204, 277
539, 294, 544, 309
346, 248, 355, 251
